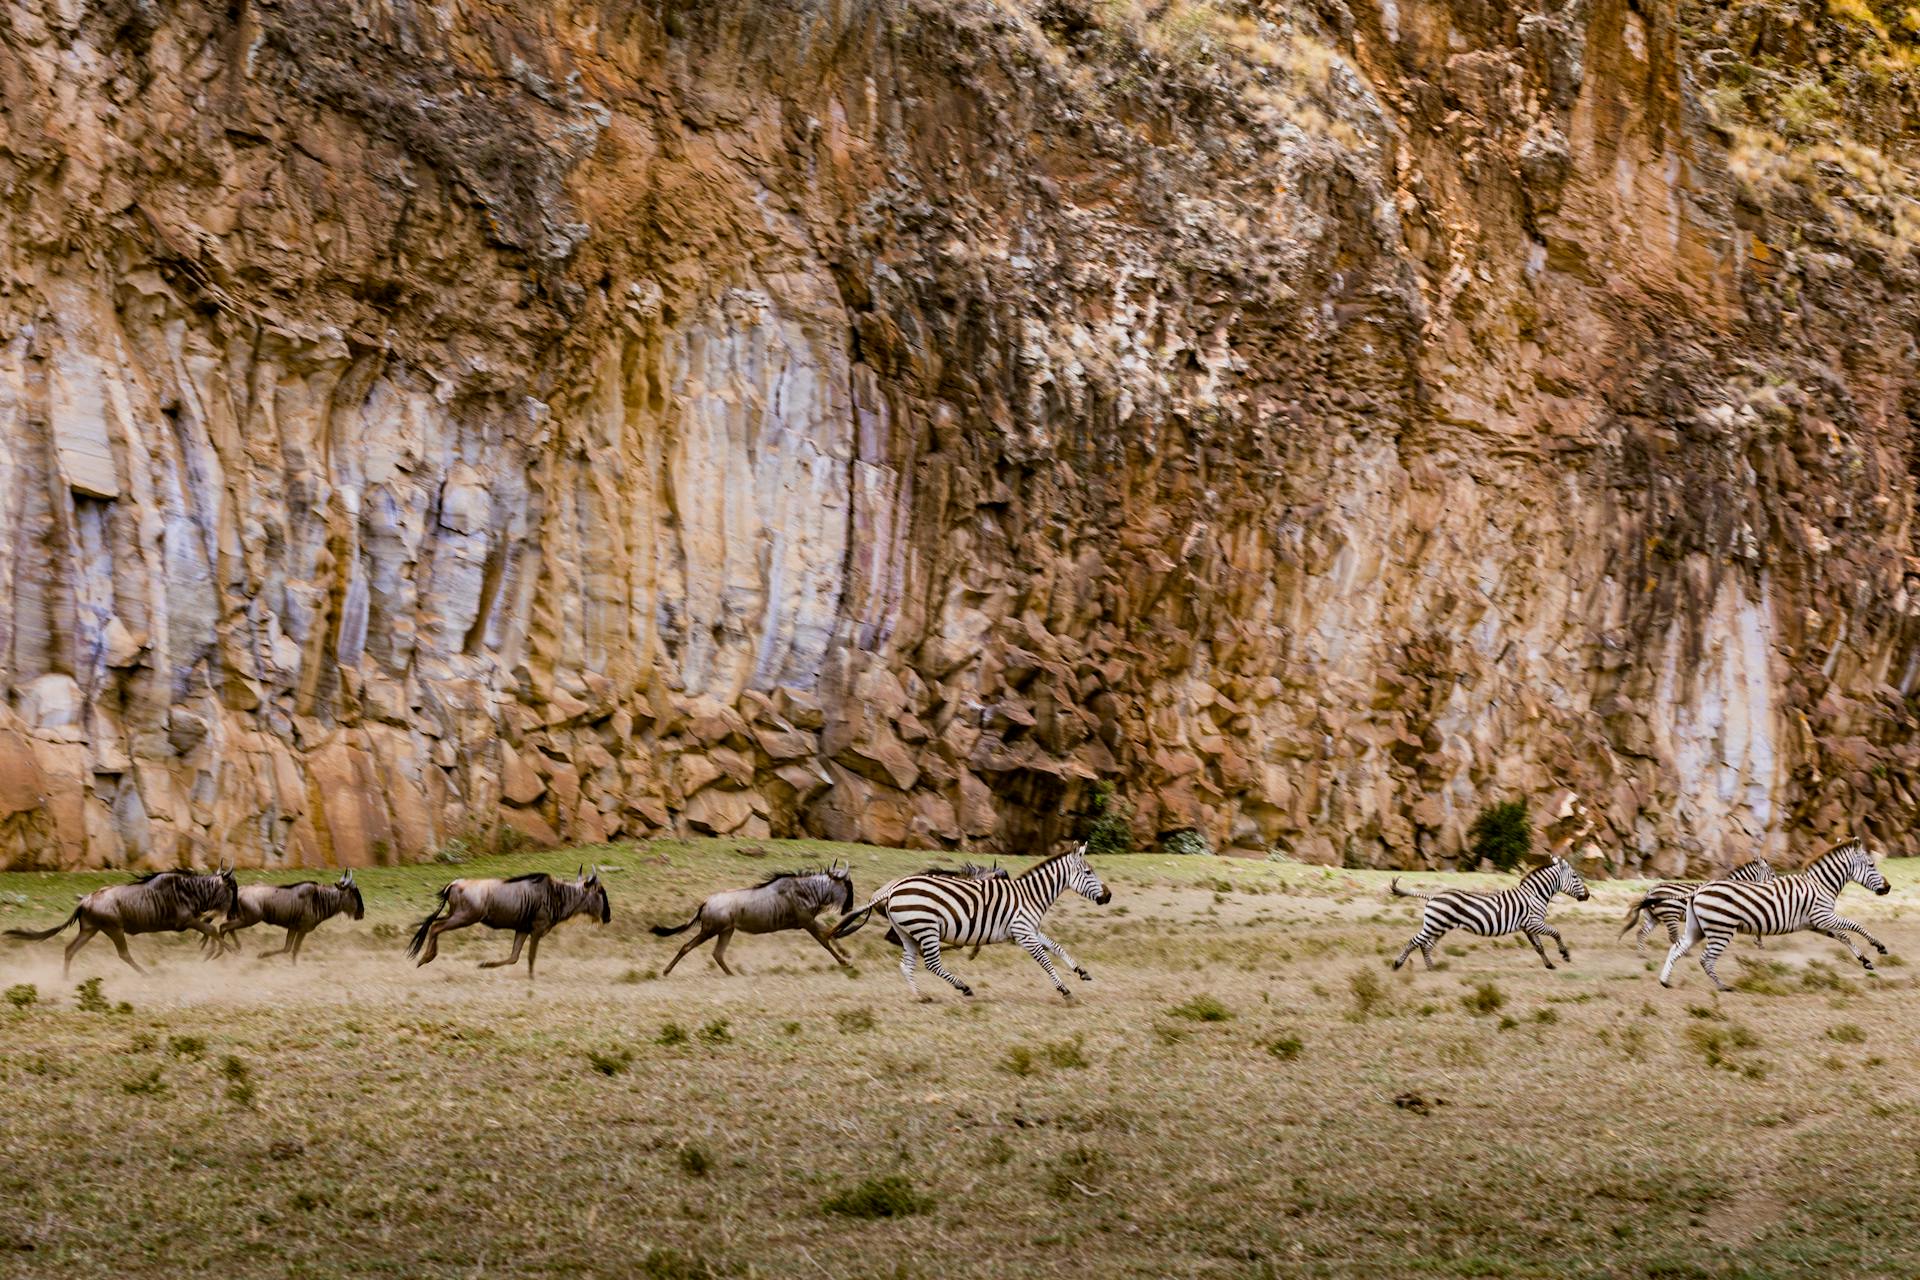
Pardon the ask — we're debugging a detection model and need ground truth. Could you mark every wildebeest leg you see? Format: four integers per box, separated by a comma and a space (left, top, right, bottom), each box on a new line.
287, 929, 310, 964
804, 920, 851, 966
104, 925, 143, 974
417, 908, 480, 966
711, 927, 738, 976
63, 924, 100, 978
526, 929, 544, 979
661, 925, 717, 976
479, 932, 528, 969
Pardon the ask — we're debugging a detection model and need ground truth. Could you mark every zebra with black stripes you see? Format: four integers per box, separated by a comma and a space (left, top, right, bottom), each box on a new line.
831, 843, 1112, 1000
1621, 858, 1775, 953
1391, 856, 1591, 972
1660, 839, 1891, 991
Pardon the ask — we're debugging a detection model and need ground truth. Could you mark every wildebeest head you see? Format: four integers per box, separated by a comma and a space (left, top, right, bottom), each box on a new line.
337, 869, 366, 921
213, 863, 241, 918
826, 859, 854, 914
577, 865, 612, 923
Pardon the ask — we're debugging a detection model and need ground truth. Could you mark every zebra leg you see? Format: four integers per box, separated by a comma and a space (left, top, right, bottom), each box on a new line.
1013, 925, 1071, 998
1536, 923, 1571, 963
1636, 913, 1658, 954
1520, 929, 1556, 970
1828, 914, 1890, 957
1395, 925, 1444, 971
1698, 932, 1734, 993
1658, 918, 1702, 987
478, 931, 527, 969
899, 934, 926, 1001
916, 936, 972, 998
1819, 927, 1874, 972
1034, 929, 1091, 982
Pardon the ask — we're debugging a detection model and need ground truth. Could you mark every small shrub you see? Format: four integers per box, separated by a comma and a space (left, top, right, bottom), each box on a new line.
1043, 1037, 1089, 1069
1161, 829, 1214, 857
822, 1175, 932, 1219
221, 1055, 257, 1107
1267, 1034, 1304, 1061
1827, 1023, 1868, 1044
1084, 781, 1135, 856
1348, 968, 1391, 1020
1532, 1008, 1559, 1025
128, 1032, 157, 1053
75, 977, 110, 1013
982, 1135, 1014, 1166
835, 1008, 876, 1034
1002, 1046, 1040, 1077
121, 1067, 166, 1096
697, 1019, 732, 1045
1685, 1004, 1725, 1021
1466, 800, 1531, 873
780, 1021, 803, 1036
657, 1022, 689, 1046
167, 1034, 207, 1058
587, 1047, 634, 1076
1167, 994, 1234, 1022
5, 983, 36, 1008
615, 968, 652, 984
1152, 1024, 1191, 1046
677, 1144, 713, 1177
1498, 1014, 1520, 1030
1687, 1023, 1762, 1073
1460, 982, 1507, 1016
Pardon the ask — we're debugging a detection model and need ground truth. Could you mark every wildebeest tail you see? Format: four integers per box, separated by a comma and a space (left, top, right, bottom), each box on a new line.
650, 908, 699, 938
1389, 877, 1431, 901
4, 908, 81, 941
406, 885, 452, 958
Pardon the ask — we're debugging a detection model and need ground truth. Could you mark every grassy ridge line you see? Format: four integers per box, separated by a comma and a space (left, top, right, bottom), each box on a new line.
4, 836, 1915, 927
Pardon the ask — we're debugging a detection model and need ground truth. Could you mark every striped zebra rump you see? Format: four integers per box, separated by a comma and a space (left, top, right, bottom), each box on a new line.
1623, 859, 1774, 951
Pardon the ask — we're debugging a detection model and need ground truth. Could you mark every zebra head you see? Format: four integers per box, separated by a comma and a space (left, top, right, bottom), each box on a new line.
1552, 856, 1590, 901
1066, 842, 1111, 905
1846, 842, 1891, 896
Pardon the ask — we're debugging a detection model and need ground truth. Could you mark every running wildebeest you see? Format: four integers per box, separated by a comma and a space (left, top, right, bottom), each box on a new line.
651, 861, 856, 975
209, 870, 365, 962
406, 866, 610, 978
4, 866, 240, 976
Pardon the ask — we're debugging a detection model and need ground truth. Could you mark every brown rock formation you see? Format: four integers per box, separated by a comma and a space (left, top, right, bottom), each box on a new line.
2, 0, 1917, 872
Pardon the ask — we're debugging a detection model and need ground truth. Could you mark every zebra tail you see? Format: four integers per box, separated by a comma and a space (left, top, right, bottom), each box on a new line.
831, 903, 878, 940
4, 907, 81, 942
1618, 895, 1651, 939
650, 908, 699, 938
1389, 877, 1430, 900
405, 885, 451, 959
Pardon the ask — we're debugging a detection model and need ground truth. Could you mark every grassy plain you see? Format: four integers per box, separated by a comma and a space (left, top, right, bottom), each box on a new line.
4, 840, 1920, 1278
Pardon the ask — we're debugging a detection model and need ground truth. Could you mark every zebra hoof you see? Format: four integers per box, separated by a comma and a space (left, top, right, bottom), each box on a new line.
960, 987, 975, 998
1076, 969, 1092, 982
1543, 961, 1556, 970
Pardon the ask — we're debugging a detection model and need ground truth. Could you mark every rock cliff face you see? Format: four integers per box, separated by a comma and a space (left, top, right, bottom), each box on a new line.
3, 0, 1919, 872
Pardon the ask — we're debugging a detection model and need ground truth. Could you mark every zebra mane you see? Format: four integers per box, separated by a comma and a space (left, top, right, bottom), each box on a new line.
1017, 845, 1085, 879
1809, 839, 1866, 868
1515, 861, 1563, 891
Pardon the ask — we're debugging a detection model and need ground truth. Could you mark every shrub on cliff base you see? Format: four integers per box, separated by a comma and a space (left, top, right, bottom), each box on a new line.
1161, 828, 1213, 856
1084, 781, 1134, 855
1467, 800, 1531, 873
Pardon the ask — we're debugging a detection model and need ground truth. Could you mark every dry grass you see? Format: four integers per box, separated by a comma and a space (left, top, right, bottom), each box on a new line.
3, 840, 1920, 1276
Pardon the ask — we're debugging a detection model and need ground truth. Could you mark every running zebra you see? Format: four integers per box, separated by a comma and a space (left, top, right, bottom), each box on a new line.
1621, 858, 1775, 952
1660, 839, 1891, 991
1391, 856, 1591, 972
831, 843, 1111, 1000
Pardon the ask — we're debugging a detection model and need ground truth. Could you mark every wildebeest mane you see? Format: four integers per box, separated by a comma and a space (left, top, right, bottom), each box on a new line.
505, 872, 553, 884
752, 868, 826, 890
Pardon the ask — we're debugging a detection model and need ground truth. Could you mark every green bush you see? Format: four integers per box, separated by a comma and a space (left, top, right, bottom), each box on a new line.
1166, 994, 1234, 1022
1467, 800, 1531, 873
1161, 828, 1214, 857
1084, 781, 1134, 855
5, 983, 36, 1008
